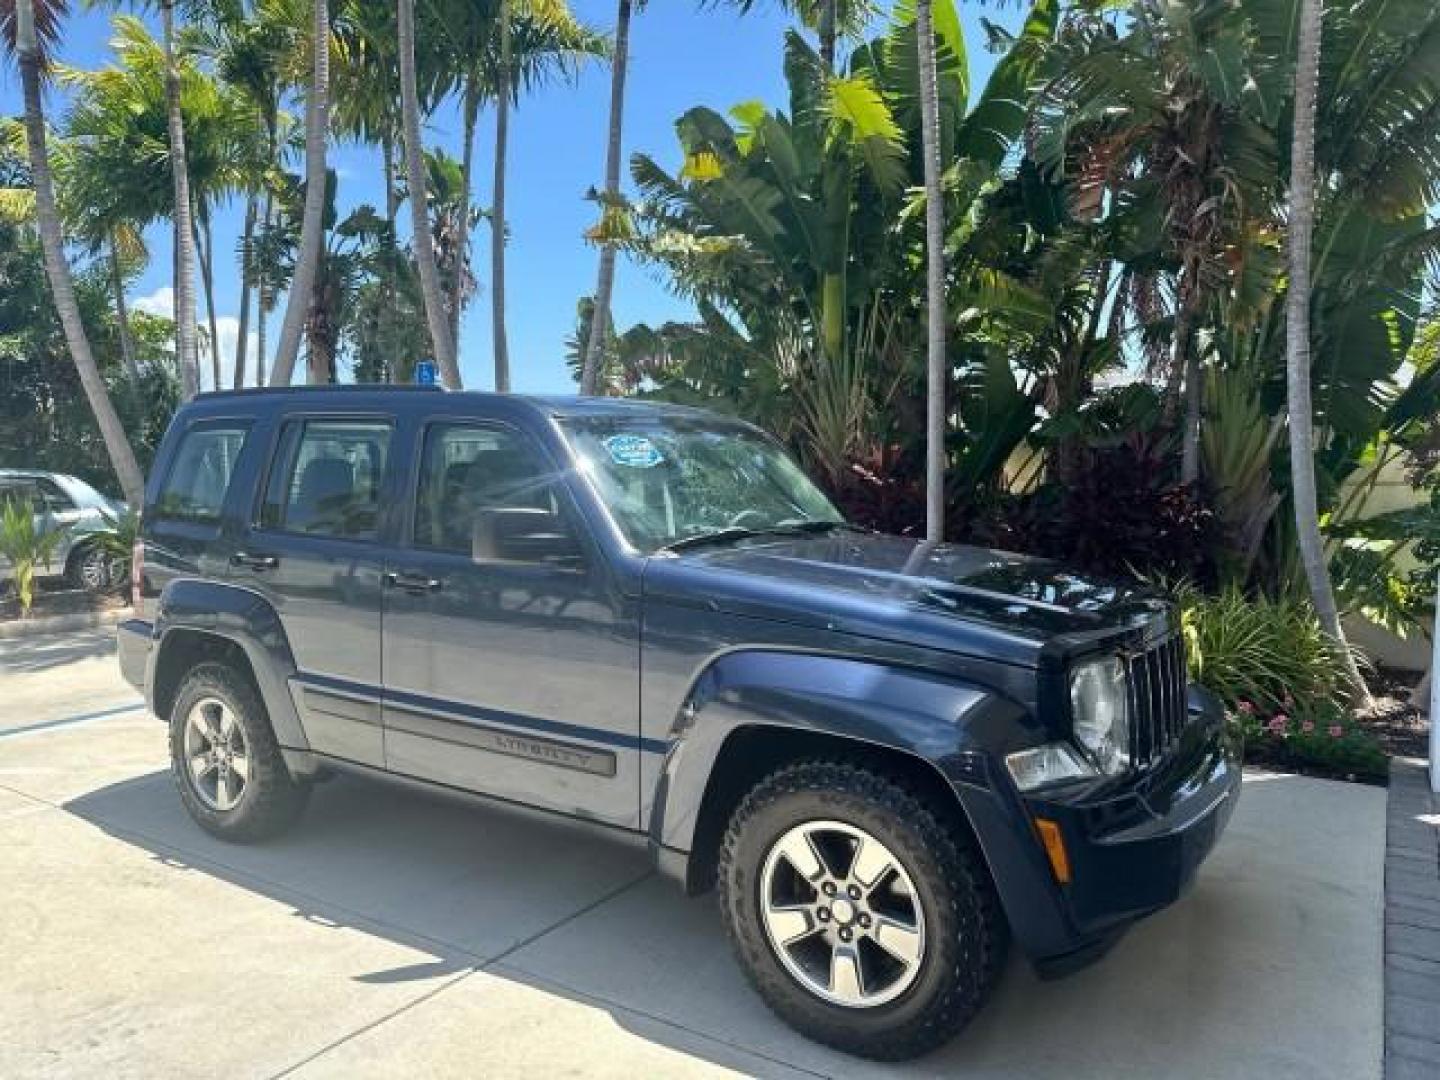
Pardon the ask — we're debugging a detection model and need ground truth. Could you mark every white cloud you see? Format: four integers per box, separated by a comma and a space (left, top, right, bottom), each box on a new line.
204, 315, 263, 390
132, 287, 268, 389
134, 286, 174, 319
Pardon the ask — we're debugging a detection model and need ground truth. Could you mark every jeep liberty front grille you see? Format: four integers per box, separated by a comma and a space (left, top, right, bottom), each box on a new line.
1125, 633, 1189, 766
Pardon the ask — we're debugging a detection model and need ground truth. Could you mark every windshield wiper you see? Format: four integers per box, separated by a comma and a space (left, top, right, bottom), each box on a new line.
771, 519, 859, 535
657, 520, 859, 555
658, 527, 767, 554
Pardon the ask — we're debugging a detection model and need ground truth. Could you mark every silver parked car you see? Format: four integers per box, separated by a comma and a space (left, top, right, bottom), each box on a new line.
0, 469, 127, 592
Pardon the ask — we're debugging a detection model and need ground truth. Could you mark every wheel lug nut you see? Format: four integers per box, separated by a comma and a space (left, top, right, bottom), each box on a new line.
822, 882, 837, 896
839, 928, 852, 942
816, 909, 829, 922
847, 885, 861, 900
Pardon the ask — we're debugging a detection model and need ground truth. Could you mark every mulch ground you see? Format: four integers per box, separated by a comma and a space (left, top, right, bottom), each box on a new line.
1366, 666, 1430, 760
0, 582, 128, 623
1244, 666, 1430, 786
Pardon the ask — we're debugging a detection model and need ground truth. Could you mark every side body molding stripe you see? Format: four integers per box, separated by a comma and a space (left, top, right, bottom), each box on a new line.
291, 671, 670, 757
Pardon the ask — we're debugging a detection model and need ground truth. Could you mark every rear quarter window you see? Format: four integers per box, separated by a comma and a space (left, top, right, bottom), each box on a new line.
155, 421, 252, 524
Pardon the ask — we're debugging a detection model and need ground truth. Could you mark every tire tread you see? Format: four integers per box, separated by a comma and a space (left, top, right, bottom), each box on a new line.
717, 758, 1007, 1061
169, 661, 308, 842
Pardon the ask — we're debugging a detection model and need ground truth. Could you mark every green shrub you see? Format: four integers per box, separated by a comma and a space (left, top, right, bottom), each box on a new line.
91, 508, 141, 593
1228, 699, 1388, 782
1176, 585, 1387, 780
0, 498, 64, 616
1178, 585, 1351, 718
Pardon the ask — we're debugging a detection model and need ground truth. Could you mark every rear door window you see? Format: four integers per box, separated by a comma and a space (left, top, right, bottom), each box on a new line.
155, 422, 251, 524
260, 419, 393, 539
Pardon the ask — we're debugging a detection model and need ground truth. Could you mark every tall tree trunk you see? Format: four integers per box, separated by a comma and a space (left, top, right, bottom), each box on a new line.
15, 0, 145, 508
398, 0, 461, 388
161, 0, 200, 401
270, 0, 331, 387
305, 269, 334, 384
818, 0, 837, 71
1286, 0, 1374, 708
580, 0, 633, 396
196, 213, 222, 392
234, 196, 256, 388
107, 235, 140, 382
382, 128, 400, 231
1180, 326, 1202, 483
256, 190, 272, 387
452, 74, 479, 356
491, 3, 512, 392
917, 0, 946, 544
381, 128, 398, 383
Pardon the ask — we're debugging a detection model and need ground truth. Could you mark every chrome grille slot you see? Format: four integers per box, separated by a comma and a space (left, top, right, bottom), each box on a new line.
1125, 633, 1188, 767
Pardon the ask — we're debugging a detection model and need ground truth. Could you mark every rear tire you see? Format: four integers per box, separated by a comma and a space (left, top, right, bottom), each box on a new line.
168, 662, 309, 842
718, 760, 1008, 1061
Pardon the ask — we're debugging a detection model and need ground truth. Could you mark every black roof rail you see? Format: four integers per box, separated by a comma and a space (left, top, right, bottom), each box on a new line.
195, 385, 448, 399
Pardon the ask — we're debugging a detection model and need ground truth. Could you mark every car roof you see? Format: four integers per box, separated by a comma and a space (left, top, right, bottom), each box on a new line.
186, 387, 732, 424
0, 468, 75, 483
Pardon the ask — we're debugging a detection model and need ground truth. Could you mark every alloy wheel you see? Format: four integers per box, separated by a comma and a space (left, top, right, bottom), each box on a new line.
759, 819, 927, 1008
182, 697, 250, 812
77, 546, 110, 591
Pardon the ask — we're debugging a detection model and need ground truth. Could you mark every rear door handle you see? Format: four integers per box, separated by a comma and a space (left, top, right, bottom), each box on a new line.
383, 571, 442, 594
231, 552, 279, 571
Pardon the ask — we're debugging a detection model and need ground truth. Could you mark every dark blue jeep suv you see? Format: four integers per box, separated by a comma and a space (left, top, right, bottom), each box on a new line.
118, 387, 1239, 1060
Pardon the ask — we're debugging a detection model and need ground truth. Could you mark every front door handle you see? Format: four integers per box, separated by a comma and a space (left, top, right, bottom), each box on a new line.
231, 552, 279, 571
383, 571, 442, 594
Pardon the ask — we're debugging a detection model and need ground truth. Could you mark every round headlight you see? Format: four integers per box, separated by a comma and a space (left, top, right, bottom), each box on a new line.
1069, 655, 1130, 775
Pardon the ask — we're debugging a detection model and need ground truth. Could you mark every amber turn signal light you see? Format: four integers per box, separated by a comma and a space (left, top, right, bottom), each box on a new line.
1033, 817, 1072, 885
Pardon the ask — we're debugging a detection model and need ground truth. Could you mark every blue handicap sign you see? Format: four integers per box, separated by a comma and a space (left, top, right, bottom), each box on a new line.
414, 360, 438, 386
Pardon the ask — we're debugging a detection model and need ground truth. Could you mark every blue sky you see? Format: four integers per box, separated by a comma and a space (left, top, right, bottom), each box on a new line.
2, 1, 1013, 394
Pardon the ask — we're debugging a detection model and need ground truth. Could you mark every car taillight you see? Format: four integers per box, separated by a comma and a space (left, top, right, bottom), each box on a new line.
131, 537, 143, 609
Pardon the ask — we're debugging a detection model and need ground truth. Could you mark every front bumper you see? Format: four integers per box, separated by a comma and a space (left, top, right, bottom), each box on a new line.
955, 687, 1241, 973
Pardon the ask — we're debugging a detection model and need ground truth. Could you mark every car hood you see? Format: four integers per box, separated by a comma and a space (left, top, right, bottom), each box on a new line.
643, 530, 1173, 666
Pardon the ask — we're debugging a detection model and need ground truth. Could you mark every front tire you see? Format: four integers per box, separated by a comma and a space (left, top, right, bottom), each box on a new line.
67, 542, 111, 593
168, 662, 309, 842
718, 761, 1008, 1061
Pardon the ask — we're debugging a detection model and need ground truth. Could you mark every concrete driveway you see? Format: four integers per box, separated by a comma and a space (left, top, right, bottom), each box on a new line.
1, 630, 1386, 1079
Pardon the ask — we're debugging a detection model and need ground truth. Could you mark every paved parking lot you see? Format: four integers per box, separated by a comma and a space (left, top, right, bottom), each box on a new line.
1, 630, 1387, 1079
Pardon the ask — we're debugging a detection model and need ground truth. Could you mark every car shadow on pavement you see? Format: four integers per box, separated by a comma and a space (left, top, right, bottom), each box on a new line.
58, 767, 1383, 1080
0, 630, 116, 674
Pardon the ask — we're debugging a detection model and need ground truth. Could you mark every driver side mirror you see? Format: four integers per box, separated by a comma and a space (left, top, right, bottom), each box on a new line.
472, 507, 584, 569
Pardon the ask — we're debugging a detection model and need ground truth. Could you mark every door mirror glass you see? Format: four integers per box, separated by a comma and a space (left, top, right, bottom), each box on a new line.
472, 508, 583, 567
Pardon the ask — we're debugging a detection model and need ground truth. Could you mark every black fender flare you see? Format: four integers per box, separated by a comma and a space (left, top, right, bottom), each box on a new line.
644, 649, 1080, 958
150, 578, 308, 751
647, 649, 1035, 854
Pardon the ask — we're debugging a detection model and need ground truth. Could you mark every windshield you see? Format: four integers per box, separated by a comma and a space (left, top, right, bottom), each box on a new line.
560, 416, 844, 554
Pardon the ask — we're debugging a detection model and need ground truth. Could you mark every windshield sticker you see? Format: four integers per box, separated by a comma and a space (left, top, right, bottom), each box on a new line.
603, 434, 664, 469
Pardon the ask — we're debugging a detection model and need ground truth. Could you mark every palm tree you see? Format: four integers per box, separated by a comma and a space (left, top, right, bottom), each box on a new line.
160, 0, 200, 397
1031, 3, 1277, 485
579, 0, 638, 396
397, 0, 460, 387
1285, 0, 1373, 707
712, 2, 873, 72
203, 0, 300, 388
6, 0, 146, 506
492, 0, 512, 390
268, 0, 329, 386
916, 0, 944, 542
482, 1, 603, 391
42, 110, 149, 382
581, 0, 868, 396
